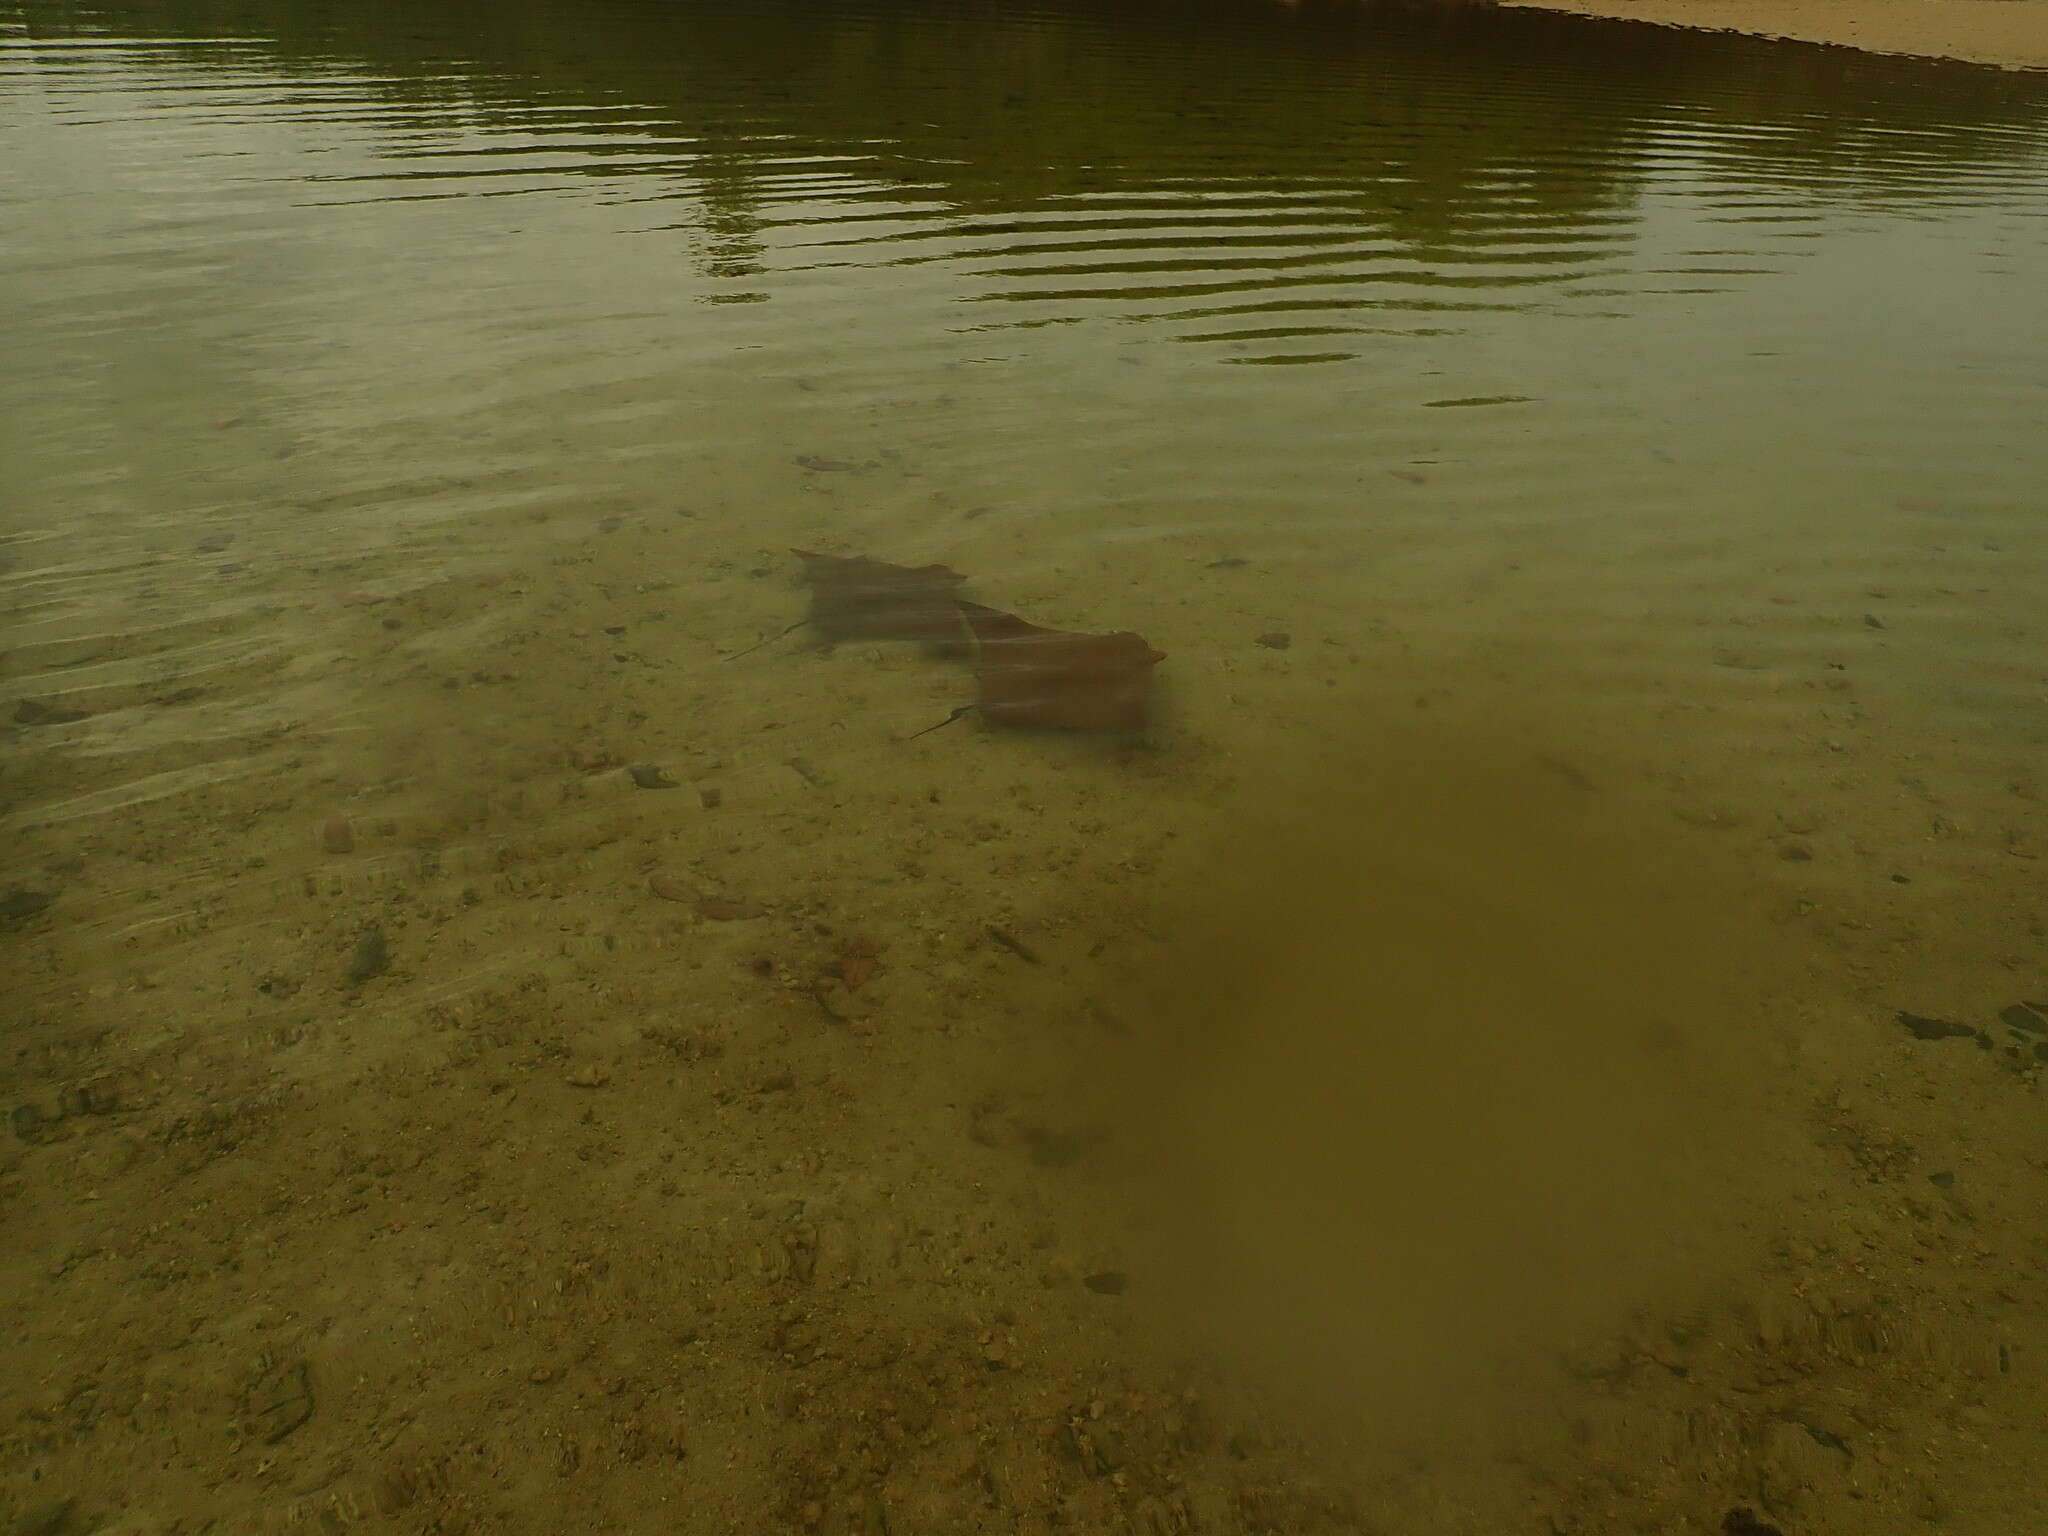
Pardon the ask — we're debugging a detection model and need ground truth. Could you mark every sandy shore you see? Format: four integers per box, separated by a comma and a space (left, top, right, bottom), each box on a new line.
1499, 0, 2048, 70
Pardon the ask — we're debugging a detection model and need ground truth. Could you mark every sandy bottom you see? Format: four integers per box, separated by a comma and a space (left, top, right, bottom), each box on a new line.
6, 491, 2047, 1533
5, 1, 2047, 1524
1501, 0, 2048, 70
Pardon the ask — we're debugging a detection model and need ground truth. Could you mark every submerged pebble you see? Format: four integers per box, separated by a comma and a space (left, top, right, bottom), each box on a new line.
1, 889, 59, 926
321, 817, 354, 854
1896, 1010, 1979, 1043
8, 1499, 74, 1536
648, 871, 696, 903
2000, 1003, 2045, 1034
347, 926, 391, 986
13, 699, 88, 726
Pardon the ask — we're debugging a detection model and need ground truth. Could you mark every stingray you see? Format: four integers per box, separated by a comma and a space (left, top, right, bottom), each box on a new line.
725, 549, 969, 658
912, 601, 1165, 735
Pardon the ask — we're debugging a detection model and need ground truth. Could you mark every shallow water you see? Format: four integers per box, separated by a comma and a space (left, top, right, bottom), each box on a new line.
4, 1, 2047, 1530
6, 0, 2043, 1009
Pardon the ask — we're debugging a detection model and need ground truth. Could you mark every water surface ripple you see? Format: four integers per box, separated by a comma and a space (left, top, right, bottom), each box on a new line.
3, 0, 2045, 939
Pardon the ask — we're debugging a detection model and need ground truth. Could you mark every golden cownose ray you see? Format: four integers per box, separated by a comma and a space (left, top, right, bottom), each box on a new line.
947, 601, 1165, 732
792, 549, 968, 645
723, 549, 969, 658
729, 550, 1167, 733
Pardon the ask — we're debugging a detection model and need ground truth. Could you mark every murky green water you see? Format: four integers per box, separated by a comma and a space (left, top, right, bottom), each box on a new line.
3, 3, 2047, 1528
6, 0, 2045, 904
7, 1, 2044, 719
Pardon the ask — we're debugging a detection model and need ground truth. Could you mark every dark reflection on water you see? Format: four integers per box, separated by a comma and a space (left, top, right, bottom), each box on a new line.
12, 0, 2047, 362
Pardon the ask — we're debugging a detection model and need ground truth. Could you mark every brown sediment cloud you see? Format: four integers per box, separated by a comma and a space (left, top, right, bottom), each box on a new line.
1091, 710, 1823, 1442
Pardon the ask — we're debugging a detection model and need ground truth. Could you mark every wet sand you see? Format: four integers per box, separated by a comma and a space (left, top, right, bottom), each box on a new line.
1501, 0, 2048, 70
